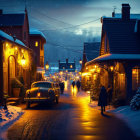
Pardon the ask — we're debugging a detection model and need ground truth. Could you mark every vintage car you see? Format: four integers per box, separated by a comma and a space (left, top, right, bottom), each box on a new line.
24, 81, 60, 108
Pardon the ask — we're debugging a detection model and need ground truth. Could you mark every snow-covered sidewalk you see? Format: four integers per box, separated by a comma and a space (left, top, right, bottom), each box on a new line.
0, 105, 24, 140
111, 106, 140, 137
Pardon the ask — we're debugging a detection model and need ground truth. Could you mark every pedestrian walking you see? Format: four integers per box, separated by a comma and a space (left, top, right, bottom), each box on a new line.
98, 86, 108, 114
107, 85, 113, 107
59, 82, 65, 94
72, 81, 75, 89
76, 80, 81, 91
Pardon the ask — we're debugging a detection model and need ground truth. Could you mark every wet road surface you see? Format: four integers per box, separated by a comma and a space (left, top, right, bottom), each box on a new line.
7, 87, 137, 140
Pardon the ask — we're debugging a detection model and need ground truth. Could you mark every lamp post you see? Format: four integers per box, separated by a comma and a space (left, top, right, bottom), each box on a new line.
79, 58, 82, 65
45, 61, 49, 70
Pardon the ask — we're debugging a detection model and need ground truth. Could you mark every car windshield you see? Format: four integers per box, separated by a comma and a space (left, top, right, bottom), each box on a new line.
32, 82, 52, 88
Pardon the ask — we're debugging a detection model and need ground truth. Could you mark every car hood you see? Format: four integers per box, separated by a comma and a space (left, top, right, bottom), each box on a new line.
29, 87, 50, 93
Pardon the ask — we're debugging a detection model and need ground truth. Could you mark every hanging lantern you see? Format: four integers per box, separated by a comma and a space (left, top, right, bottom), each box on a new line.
21, 55, 26, 65
79, 58, 82, 64
45, 61, 49, 70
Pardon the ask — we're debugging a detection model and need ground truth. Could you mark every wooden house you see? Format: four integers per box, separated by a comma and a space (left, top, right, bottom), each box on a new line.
84, 4, 140, 102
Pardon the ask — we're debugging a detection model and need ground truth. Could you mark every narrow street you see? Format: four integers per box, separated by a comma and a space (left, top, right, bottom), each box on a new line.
7, 83, 137, 140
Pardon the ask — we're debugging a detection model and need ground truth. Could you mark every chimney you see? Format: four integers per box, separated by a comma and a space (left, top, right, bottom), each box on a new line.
112, 11, 115, 17
0, 9, 3, 14
66, 59, 68, 64
122, 4, 131, 20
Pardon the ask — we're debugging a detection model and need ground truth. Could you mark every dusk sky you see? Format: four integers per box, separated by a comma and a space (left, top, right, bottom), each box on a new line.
0, 0, 140, 65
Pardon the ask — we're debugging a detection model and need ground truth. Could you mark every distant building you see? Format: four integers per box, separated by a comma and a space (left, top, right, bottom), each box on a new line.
29, 29, 46, 71
0, 9, 29, 46
81, 42, 100, 72
59, 59, 76, 72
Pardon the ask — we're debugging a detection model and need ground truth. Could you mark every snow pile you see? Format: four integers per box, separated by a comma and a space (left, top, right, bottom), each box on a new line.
130, 87, 140, 111
130, 94, 140, 110
0, 105, 23, 128
112, 106, 140, 137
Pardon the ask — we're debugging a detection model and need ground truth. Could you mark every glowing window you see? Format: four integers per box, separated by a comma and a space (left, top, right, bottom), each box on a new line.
35, 41, 38, 47
70, 65, 73, 68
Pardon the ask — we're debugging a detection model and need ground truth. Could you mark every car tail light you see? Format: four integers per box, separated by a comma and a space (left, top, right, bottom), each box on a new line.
37, 92, 41, 98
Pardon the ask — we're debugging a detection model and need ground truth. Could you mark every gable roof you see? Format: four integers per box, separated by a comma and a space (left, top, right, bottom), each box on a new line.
30, 28, 46, 42
84, 42, 100, 61
102, 18, 140, 54
0, 13, 25, 26
0, 30, 31, 50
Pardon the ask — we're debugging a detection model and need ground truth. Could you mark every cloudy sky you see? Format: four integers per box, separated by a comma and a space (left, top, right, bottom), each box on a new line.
0, 0, 140, 65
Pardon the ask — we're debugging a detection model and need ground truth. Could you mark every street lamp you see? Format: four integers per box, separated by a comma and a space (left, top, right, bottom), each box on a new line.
45, 61, 49, 70
79, 58, 82, 65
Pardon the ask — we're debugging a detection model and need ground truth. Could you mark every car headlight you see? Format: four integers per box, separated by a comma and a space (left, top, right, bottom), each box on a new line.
37, 92, 41, 98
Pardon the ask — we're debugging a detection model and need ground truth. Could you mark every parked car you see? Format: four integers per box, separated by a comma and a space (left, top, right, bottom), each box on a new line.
24, 81, 60, 108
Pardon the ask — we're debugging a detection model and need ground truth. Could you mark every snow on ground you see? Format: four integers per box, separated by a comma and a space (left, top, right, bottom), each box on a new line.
0, 105, 24, 140
111, 106, 140, 137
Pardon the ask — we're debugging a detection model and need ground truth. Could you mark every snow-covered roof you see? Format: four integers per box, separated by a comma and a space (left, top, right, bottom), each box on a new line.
30, 28, 46, 40
86, 54, 140, 66
0, 30, 26, 47
114, 14, 140, 20
102, 14, 140, 20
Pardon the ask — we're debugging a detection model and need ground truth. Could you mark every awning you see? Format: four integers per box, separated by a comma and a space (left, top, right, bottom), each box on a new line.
86, 54, 140, 66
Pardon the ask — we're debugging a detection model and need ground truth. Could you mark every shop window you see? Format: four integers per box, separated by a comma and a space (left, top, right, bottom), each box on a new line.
35, 41, 38, 47
132, 68, 140, 90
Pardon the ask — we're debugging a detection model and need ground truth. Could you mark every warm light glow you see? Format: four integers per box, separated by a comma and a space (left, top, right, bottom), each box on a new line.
6, 43, 9, 47
64, 81, 68, 90
90, 69, 95, 72
110, 66, 114, 71
86, 91, 90, 94
79, 60, 82, 64
93, 74, 97, 80
37, 92, 41, 98
21, 55, 26, 65
132, 69, 137, 74
70, 65, 73, 68
35, 41, 38, 47
82, 72, 91, 76
94, 65, 97, 68
75, 70, 77, 73
79, 72, 82, 75
97, 68, 100, 73
66, 70, 68, 72
86, 67, 88, 70
60, 71, 63, 75
45, 64, 49, 70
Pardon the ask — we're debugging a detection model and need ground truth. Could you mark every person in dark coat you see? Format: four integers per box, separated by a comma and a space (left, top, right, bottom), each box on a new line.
107, 85, 113, 105
72, 81, 75, 89
59, 82, 64, 94
76, 80, 81, 91
98, 86, 108, 114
